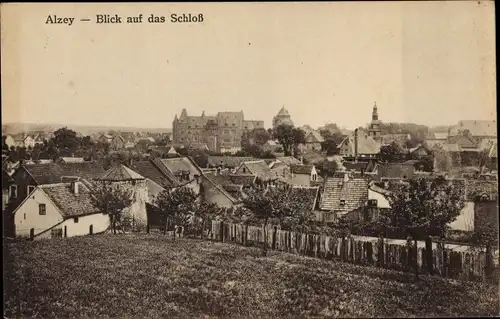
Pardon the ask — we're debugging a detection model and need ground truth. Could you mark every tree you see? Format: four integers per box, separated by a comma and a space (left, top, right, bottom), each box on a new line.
380, 177, 464, 279
273, 125, 306, 156
242, 186, 315, 256
52, 127, 81, 151
153, 187, 198, 241
379, 141, 403, 163
242, 187, 290, 256
320, 139, 338, 156
192, 200, 221, 238
91, 183, 134, 234
249, 128, 271, 146
315, 159, 339, 178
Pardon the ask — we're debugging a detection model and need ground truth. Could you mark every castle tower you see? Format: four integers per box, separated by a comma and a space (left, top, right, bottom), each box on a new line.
95, 164, 148, 232
273, 106, 294, 129
369, 102, 381, 141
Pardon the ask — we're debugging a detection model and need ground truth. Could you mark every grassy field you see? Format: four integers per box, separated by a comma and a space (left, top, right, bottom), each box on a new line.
4, 234, 499, 318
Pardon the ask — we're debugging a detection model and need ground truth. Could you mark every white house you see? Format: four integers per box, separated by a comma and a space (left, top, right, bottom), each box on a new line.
11, 181, 109, 240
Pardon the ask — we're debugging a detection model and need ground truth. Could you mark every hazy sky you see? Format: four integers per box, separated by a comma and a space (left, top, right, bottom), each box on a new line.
2, 2, 496, 130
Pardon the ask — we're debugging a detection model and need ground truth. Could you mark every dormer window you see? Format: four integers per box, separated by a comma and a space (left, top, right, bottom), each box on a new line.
339, 200, 346, 206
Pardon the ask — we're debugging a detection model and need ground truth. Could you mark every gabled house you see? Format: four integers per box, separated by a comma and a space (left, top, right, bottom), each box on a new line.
381, 134, 409, 148
10, 180, 109, 239
207, 156, 257, 170
110, 135, 126, 150
318, 172, 370, 223
234, 160, 276, 183
58, 157, 86, 164
8, 161, 106, 213
200, 173, 242, 207
285, 164, 322, 186
337, 129, 380, 160
302, 131, 324, 152
274, 156, 303, 166
407, 144, 431, 160
449, 120, 497, 142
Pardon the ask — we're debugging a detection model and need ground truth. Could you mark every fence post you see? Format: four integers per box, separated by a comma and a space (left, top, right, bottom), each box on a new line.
220, 221, 224, 242
377, 236, 384, 267
272, 226, 277, 250
425, 237, 434, 275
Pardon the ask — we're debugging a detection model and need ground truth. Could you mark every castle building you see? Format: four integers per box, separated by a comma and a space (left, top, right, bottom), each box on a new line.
172, 109, 264, 154
368, 102, 382, 142
273, 107, 294, 129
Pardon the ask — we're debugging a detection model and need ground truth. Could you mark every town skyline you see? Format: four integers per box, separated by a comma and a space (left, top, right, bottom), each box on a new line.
2, 2, 495, 130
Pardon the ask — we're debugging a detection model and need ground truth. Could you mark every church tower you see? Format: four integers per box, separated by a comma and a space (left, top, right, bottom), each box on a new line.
273, 106, 294, 129
369, 102, 381, 141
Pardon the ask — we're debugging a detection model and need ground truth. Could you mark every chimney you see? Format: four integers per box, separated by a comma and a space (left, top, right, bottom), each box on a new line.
300, 156, 303, 164
343, 172, 349, 183
71, 181, 79, 194
354, 129, 359, 162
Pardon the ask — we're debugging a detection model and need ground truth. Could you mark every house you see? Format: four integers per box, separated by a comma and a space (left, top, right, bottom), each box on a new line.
488, 143, 497, 171
302, 131, 324, 152
200, 173, 242, 207
234, 160, 276, 183
4, 135, 15, 148
98, 134, 114, 144
95, 164, 149, 229
381, 134, 409, 148
207, 156, 257, 170
288, 165, 323, 186
273, 156, 303, 166
11, 180, 109, 239
425, 132, 448, 149
407, 144, 432, 160
159, 156, 203, 194
262, 140, 282, 153
2, 169, 14, 211
449, 120, 497, 142
337, 129, 380, 160
8, 161, 106, 213
110, 135, 126, 150
376, 163, 415, 181
58, 157, 86, 164
318, 172, 370, 222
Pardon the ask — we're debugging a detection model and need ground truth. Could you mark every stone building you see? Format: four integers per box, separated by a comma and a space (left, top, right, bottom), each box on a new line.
272, 107, 294, 129
172, 109, 264, 154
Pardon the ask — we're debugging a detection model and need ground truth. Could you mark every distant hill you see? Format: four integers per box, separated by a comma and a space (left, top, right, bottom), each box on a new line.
2, 122, 172, 136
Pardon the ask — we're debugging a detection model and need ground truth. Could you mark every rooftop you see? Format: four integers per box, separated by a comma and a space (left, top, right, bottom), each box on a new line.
41, 182, 100, 218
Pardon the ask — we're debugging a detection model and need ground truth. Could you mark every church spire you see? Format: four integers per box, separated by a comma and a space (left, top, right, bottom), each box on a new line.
372, 101, 378, 121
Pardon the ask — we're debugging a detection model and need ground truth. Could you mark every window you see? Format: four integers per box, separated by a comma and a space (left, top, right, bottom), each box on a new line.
339, 199, 346, 206
9, 185, 17, 199
74, 217, 79, 223
24, 213, 26, 220
39, 204, 46, 215
27, 185, 35, 194
312, 174, 317, 181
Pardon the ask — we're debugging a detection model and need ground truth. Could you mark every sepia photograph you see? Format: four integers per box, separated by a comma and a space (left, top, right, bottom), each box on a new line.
1, 2, 498, 318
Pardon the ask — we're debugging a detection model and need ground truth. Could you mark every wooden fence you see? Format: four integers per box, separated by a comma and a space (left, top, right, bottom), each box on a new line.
210, 221, 498, 284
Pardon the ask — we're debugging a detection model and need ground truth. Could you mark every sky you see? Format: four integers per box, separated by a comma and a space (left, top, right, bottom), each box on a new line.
1, 2, 496, 130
